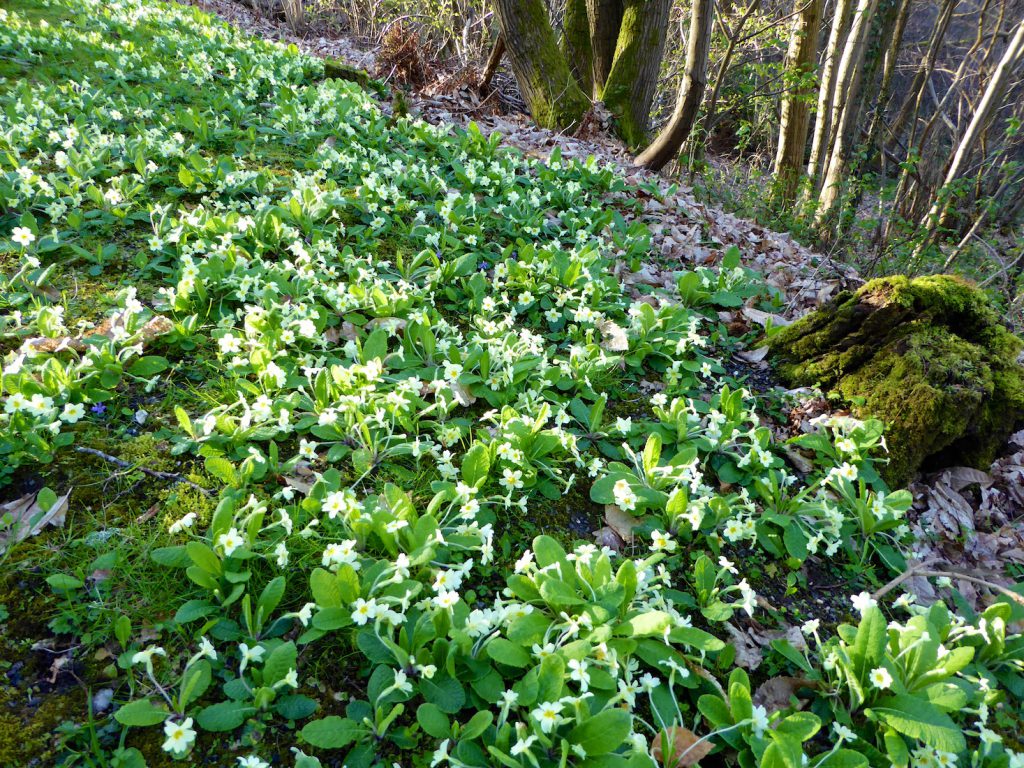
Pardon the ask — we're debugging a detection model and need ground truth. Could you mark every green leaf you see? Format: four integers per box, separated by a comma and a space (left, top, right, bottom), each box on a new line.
460, 710, 492, 740
867, 694, 966, 753
257, 576, 286, 618
416, 703, 451, 738
46, 573, 84, 592
196, 701, 254, 732
179, 660, 212, 709
852, 606, 887, 671
128, 356, 169, 377
263, 641, 297, 686
276, 694, 319, 720
420, 675, 465, 713
204, 456, 237, 485
567, 708, 631, 756
486, 638, 531, 667
301, 716, 361, 749
615, 611, 670, 637
461, 442, 490, 488
114, 698, 168, 727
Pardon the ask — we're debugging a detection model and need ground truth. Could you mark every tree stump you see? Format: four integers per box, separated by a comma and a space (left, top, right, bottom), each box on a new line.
770, 275, 1024, 486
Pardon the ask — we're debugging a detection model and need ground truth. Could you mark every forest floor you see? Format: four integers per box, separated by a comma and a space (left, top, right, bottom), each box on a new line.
2, 1, 1024, 767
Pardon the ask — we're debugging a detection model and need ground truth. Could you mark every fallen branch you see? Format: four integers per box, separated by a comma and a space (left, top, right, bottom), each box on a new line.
74, 446, 214, 496
873, 566, 1024, 607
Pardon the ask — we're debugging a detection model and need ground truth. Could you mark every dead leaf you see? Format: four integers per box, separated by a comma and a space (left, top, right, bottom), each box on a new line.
651, 726, 714, 767
450, 380, 477, 407
597, 319, 629, 352
284, 476, 314, 495
741, 307, 791, 327
724, 623, 763, 670
943, 466, 993, 491
0, 488, 71, 552
735, 345, 769, 364
752, 676, 816, 715
604, 504, 638, 545
593, 526, 625, 553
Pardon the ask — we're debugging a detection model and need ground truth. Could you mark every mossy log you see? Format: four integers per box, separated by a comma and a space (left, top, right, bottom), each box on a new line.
770, 275, 1024, 486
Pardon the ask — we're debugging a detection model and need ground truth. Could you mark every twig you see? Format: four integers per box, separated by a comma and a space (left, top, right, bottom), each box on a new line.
74, 446, 213, 496
873, 567, 1024, 607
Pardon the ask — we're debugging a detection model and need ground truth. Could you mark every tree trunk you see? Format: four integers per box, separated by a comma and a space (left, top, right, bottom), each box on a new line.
911, 17, 1024, 258
633, 0, 714, 171
815, 0, 882, 223
561, 0, 594, 95
805, 0, 854, 192
601, 0, 672, 147
492, 0, 592, 130
586, 0, 625, 96
773, 0, 823, 202
862, 0, 912, 160
480, 32, 506, 91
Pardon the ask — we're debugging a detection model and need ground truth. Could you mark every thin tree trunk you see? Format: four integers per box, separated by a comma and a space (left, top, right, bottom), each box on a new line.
634, 0, 715, 171
815, 0, 882, 223
805, 0, 854, 191
492, 0, 592, 130
480, 32, 506, 91
911, 17, 1024, 258
773, 0, 823, 202
863, 0, 912, 159
561, 0, 594, 95
701, 0, 763, 140
601, 0, 672, 146
586, 0, 625, 96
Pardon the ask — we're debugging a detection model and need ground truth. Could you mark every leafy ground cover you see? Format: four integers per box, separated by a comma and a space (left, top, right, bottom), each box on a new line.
1, 1, 1023, 767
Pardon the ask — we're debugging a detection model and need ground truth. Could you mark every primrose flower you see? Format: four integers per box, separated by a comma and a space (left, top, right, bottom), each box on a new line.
511, 734, 537, 756
216, 527, 244, 556
351, 597, 380, 626
750, 704, 769, 738
161, 716, 196, 756
11, 226, 35, 247
869, 667, 893, 690
851, 591, 878, 615
650, 530, 676, 552
531, 701, 564, 734
131, 645, 166, 675
237, 758, 269, 768
433, 590, 460, 610
500, 468, 523, 491
833, 723, 856, 743
60, 402, 85, 423
612, 478, 637, 511
168, 512, 196, 535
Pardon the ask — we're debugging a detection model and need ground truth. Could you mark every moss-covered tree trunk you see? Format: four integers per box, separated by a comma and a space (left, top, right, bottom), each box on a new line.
770, 275, 1024, 486
492, 0, 592, 130
586, 0, 625, 96
773, 0, 822, 203
633, 0, 714, 171
601, 0, 672, 147
561, 0, 594, 96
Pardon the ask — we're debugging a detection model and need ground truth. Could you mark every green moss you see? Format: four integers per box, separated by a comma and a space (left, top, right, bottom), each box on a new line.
771, 275, 1024, 486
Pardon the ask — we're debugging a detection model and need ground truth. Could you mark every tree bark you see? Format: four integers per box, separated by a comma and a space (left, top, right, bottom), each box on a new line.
773, 0, 823, 202
561, 0, 594, 95
815, 0, 882, 222
633, 0, 715, 171
480, 32, 506, 91
805, 0, 854, 192
912, 17, 1024, 258
492, 0, 592, 130
601, 0, 672, 147
586, 0, 625, 96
